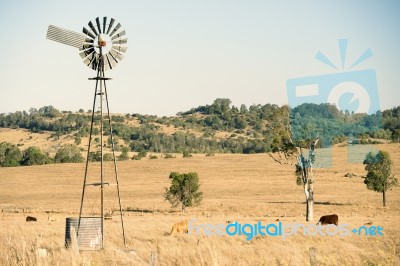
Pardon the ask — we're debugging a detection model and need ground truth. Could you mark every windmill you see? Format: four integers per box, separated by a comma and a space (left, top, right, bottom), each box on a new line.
46, 17, 127, 249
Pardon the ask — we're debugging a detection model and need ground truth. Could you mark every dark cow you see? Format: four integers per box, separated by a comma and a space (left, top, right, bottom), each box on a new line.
26, 216, 37, 222
316, 214, 338, 226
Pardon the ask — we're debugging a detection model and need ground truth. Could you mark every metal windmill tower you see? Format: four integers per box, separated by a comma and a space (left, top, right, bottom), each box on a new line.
46, 17, 127, 249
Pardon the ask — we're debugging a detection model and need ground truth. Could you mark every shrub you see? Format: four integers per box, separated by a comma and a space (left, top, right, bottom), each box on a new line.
182, 151, 192, 158
164, 153, 175, 159
55, 144, 84, 163
21, 146, 52, 166
0, 142, 22, 167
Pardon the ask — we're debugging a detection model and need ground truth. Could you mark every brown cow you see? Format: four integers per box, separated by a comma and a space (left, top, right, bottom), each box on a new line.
170, 220, 188, 235
316, 214, 338, 226
26, 216, 37, 222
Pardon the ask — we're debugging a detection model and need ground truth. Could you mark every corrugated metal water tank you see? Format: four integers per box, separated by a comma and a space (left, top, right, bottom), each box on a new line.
65, 217, 102, 250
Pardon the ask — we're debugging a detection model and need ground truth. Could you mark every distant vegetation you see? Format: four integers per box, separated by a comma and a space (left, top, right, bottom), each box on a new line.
0, 142, 82, 167
0, 99, 399, 167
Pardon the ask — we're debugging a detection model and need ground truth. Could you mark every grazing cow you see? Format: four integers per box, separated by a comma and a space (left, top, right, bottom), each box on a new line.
170, 220, 188, 235
316, 214, 338, 226
26, 216, 37, 222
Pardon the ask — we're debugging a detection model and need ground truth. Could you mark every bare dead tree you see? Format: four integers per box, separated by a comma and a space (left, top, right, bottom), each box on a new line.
295, 139, 318, 221
268, 107, 319, 221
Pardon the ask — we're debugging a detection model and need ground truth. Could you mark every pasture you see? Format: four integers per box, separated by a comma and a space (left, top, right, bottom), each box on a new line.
0, 144, 399, 265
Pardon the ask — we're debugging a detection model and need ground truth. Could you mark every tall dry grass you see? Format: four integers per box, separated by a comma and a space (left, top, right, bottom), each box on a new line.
0, 144, 399, 265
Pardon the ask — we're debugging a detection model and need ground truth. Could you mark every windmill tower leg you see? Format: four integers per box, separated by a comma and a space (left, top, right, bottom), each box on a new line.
103, 80, 127, 246
77, 49, 126, 249
77, 64, 102, 247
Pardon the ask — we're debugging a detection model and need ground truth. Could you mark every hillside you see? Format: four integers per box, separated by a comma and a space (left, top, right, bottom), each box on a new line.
0, 99, 399, 160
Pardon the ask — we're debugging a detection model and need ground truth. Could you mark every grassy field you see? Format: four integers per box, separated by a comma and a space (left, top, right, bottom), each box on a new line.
0, 144, 399, 265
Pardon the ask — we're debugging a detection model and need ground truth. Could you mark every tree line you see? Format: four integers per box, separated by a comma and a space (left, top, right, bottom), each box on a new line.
0, 100, 399, 156
0, 142, 85, 167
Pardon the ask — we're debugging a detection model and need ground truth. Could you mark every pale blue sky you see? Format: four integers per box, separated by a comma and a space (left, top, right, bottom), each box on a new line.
0, 0, 399, 116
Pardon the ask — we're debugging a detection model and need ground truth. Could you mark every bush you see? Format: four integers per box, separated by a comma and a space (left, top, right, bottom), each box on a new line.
103, 153, 114, 161
182, 151, 192, 158
164, 153, 175, 159
118, 147, 130, 161
88, 152, 100, 162
21, 146, 52, 166
55, 144, 84, 163
0, 142, 22, 167
132, 150, 147, 160
74, 136, 82, 145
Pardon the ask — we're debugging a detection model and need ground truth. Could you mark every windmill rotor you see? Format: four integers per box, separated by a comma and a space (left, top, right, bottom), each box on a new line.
46, 17, 128, 71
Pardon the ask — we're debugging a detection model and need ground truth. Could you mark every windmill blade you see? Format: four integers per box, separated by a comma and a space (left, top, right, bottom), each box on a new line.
104, 54, 117, 70
108, 54, 118, 68
83, 27, 96, 39
112, 45, 128, 53
111, 30, 126, 40
84, 37, 94, 44
82, 56, 93, 67
80, 50, 93, 60
109, 23, 121, 38
91, 57, 98, 70
106, 18, 115, 34
83, 53, 96, 66
108, 51, 119, 63
95, 17, 102, 33
112, 38, 128, 45
79, 43, 94, 54
79, 43, 92, 51
79, 47, 94, 59
85, 53, 99, 70
46, 25, 86, 49
110, 49, 124, 61
103, 17, 107, 33
103, 55, 111, 71
88, 21, 98, 36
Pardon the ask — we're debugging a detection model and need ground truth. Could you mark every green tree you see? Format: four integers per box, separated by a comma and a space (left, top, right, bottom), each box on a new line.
363, 150, 398, 206
118, 147, 130, 161
38, 106, 61, 118
55, 144, 84, 163
164, 172, 203, 212
21, 146, 52, 166
0, 142, 22, 167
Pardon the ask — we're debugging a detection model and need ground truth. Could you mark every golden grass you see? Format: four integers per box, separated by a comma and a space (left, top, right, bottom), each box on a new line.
0, 144, 399, 265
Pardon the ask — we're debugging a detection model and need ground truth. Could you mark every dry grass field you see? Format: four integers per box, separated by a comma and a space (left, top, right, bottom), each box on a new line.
0, 144, 399, 265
